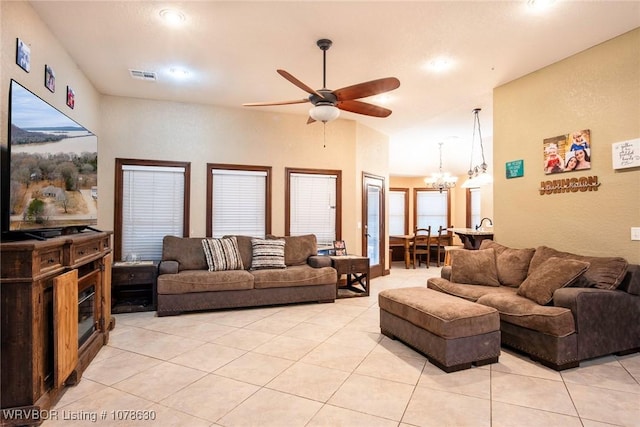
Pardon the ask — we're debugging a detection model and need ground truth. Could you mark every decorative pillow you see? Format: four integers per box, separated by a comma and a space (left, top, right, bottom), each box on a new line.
517, 256, 590, 305
480, 240, 535, 287
250, 238, 286, 270
267, 234, 317, 266
201, 237, 244, 272
450, 248, 500, 287
529, 246, 628, 290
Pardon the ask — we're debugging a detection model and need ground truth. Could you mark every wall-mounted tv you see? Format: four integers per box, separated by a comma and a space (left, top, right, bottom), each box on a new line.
2, 80, 98, 239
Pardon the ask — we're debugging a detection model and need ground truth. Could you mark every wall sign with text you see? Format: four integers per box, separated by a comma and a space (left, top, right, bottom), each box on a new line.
612, 138, 640, 169
505, 160, 524, 179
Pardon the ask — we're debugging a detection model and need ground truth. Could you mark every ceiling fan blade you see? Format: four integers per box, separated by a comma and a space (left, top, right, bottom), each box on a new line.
333, 77, 400, 101
337, 100, 392, 118
243, 99, 310, 107
277, 69, 325, 99
307, 116, 316, 124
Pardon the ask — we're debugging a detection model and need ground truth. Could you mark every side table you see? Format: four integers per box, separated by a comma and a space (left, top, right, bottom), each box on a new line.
111, 261, 158, 313
330, 256, 370, 298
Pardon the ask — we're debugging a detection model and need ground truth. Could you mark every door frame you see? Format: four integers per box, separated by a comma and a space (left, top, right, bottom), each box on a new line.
362, 172, 386, 279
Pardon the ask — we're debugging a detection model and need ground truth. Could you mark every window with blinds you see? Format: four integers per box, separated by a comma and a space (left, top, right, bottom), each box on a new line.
120, 164, 187, 261
415, 189, 449, 232
389, 190, 407, 236
209, 167, 268, 237
287, 171, 340, 248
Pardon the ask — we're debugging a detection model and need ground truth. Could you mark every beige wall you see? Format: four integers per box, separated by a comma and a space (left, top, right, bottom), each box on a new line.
1, 1, 101, 149
100, 96, 381, 255
494, 28, 640, 264
1, 2, 388, 259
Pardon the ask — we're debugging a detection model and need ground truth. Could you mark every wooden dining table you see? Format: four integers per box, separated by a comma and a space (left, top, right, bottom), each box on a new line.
390, 234, 452, 269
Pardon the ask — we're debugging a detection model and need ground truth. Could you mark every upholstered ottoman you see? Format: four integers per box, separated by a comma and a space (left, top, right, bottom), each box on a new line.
379, 287, 501, 372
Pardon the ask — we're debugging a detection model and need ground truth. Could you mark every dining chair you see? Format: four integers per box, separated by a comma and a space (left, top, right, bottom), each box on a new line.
410, 226, 431, 268
430, 225, 448, 267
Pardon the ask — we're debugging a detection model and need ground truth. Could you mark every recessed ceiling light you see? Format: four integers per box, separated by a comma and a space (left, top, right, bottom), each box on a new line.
527, 0, 556, 12
168, 67, 190, 79
424, 57, 454, 73
159, 9, 185, 26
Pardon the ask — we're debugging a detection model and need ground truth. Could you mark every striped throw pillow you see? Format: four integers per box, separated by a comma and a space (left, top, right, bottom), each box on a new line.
202, 237, 244, 271
250, 238, 286, 270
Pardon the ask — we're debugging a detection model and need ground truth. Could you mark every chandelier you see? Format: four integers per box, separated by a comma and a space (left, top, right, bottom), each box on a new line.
461, 108, 492, 188
425, 142, 457, 193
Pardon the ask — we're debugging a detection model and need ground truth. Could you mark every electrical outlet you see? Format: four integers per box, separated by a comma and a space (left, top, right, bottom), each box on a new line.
632, 227, 640, 241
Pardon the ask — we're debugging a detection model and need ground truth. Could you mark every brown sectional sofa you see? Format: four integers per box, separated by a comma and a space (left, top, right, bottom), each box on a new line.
427, 241, 640, 370
156, 234, 337, 316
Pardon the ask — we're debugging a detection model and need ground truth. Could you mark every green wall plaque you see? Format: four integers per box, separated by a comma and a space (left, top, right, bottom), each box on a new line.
506, 160, 524, 179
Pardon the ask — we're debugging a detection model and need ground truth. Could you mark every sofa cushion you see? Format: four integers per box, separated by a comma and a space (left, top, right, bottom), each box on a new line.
428, 277, 517, 302
449, 248, 500, 287
162, 235, 208, 271
518, 257, 590, 305
252, 264, 337, 289
479, 240, 535, 287
529, 246, 628, 290
267, 234, 317, 266
476, 293, 576, 338
157, 270, 254, 294
202, 237, 244, 271
250, 238, 286, 270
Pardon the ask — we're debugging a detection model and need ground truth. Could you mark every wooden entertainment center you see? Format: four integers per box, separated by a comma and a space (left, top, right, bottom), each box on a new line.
0, 231, 114, 426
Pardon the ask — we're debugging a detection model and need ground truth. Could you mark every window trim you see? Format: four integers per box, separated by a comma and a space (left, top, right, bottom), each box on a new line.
285, 167, 342, 241
206, 163, 272, 237
114, 158, 191, 261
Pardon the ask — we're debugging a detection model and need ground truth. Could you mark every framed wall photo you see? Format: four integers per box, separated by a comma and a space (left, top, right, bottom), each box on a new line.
333, 240, 347, 256
16, 38, 31, 72
45, 65, 55, 93
66, 86, 75, 109
543, 129, 591, 174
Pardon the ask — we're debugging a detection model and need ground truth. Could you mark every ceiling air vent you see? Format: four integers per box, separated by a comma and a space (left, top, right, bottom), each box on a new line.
129, 69, 157, 81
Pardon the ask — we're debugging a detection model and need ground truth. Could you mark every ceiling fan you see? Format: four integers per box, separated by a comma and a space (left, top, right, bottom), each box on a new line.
243, 39, 400, 124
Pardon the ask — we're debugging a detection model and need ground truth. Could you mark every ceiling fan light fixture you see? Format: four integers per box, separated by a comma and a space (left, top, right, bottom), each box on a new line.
309, 104, 340, 123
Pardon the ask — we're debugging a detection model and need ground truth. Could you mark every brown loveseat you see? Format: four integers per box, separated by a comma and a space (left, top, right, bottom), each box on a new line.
156, 234, 337, 316
427, 241, 640, 370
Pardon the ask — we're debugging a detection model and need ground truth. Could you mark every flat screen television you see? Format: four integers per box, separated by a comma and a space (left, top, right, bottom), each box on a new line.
1, 79, 98, 239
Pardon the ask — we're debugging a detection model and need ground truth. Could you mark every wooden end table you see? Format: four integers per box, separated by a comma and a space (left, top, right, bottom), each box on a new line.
330, 255, 370, 298
111, 261, 158, 313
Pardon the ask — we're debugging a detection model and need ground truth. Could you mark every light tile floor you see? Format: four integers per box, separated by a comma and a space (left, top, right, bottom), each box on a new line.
47, 264, 640, 426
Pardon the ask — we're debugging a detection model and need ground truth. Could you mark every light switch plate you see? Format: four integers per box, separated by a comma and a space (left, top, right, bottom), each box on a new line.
632, 227, 640, 241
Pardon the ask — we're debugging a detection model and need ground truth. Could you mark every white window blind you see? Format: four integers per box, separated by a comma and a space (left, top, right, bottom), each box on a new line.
122, 165, 185, 261
289, 173, 336, 247
416, 190, 448, 232
211, 169, 267, 237
470, 188, 481, 229
389, 190, 406, 236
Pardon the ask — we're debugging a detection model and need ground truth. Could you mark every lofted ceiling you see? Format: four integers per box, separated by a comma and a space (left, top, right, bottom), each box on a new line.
28, 1, 640, 177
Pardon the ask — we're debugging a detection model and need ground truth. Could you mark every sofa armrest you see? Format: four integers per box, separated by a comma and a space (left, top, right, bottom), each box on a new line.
308, 255, 332, 268
553, 287, 640, 359
158, 260, 179, 275
441, 266, 452, 281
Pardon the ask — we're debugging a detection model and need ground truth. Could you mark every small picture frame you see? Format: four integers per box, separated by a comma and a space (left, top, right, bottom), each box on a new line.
333, 240, 347, 256
45, 65, 55, 93
66, 86, 75, 109
16, 38, 31, 72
